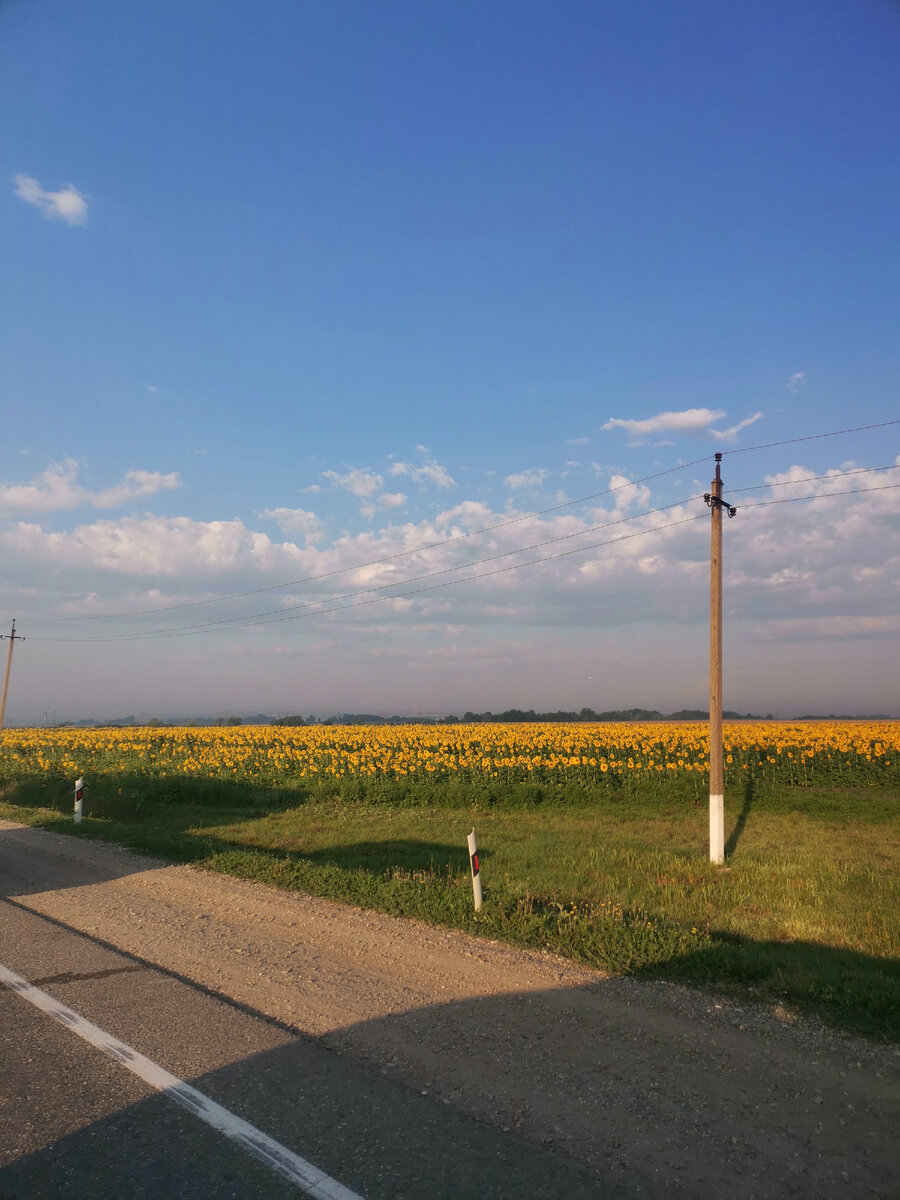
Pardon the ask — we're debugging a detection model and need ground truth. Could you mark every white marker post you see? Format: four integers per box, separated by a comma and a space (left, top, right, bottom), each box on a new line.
467, 828, 482, 911
74, 777, 84, 824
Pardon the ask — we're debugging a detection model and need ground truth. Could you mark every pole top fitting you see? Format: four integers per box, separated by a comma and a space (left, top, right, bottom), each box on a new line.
714, 452, 722, 463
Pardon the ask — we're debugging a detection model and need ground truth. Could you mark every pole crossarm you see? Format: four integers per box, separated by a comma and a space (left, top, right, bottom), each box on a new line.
703, 492, 738, 518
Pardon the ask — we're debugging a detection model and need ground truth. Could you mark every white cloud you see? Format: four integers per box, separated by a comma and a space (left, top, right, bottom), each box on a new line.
93, 470, 180, 508
389, 455, 456, 488
13, 174, 88, 226
709, 412, 764, 443
322, 468, 383, 498
602, 408, 726, 444
258, 507, 325, 542
379, 492, 407, 509
9, 477, 894, 628
0, 460, 179, 513
0, 460, 83, 513
3, 515, 310, 579
504, 468, 548, 490
608, 475, 652, 511
787, 372, 806, 394
2, 454, 897, 722
566, 437, 590, 446
434, 500, 493, 529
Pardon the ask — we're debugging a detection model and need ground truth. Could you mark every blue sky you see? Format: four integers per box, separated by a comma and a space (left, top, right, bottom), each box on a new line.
2, 0, 898, 720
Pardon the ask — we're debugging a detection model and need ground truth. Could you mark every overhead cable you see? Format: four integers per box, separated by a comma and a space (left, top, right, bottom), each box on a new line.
31, 497, 705, 643
723, 417, 900, 458
727, 463, 899, 494
38, 457, 713, 623
33, 512, 709, 643
35, 418, 900, 626
733, 482, 900, 509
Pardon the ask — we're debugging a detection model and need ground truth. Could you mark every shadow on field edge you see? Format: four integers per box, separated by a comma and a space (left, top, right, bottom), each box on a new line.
1, 810, 898, 1043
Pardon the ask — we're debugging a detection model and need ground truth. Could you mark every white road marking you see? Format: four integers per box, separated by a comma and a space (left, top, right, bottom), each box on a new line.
0, 962, 364, 1200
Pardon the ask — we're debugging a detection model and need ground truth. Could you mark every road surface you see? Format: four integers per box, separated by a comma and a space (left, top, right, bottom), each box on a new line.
1, 820, 897, 1197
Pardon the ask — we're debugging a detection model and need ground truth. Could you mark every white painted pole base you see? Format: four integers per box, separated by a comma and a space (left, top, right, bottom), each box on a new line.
74, 776, 84, 824
467, 828, 482, 911
709, 793, 724, 864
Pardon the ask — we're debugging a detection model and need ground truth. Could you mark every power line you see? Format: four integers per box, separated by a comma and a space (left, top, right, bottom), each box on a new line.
245, 514, 708, 634
733, 482, 900, 510
31, 497, 706, 643
727, 463, 899, 494
211, 481, 900, 637
41, 456, 713, 624
19, 422, 900, 637
22, 472, 900, 645
723, 417, 900, 458
37, 512, 710, 643
32, 418, 900, 627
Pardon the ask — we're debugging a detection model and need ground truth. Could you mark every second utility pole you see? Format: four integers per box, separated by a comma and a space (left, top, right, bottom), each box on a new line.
705, 455, 736, 864
0, 619, 22, 735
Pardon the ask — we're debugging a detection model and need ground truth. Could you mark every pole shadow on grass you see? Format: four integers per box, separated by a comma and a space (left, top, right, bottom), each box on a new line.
2, 818, 898, 1044
634, 933, 900, 1043
724, 770, 755, 859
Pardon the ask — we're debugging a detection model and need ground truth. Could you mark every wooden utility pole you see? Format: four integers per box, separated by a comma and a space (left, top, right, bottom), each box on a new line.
705, 457, 736, 864
0, 620, 23, 735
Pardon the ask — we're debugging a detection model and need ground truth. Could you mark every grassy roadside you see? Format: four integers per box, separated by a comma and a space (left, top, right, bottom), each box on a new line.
1, 777, 898, 1041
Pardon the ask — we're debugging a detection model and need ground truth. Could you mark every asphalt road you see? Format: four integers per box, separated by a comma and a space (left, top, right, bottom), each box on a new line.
0, 895, 606, 1199
1, 820, 898, 1198
0, 816, 629, 1199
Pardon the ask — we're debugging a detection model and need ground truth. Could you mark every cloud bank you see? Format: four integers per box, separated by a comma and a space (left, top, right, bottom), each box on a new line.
2, 455, 897, 718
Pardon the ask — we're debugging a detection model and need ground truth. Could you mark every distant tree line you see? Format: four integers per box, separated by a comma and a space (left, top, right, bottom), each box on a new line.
272, 707, 770, 727
456, 707, 768, 723
59, 707, 900, 731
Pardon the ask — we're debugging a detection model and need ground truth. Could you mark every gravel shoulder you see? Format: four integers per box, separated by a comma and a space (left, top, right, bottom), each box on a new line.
2, 819, 898, 1198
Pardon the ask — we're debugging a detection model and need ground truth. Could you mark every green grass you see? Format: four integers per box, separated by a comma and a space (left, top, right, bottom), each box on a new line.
1, 773, 898, 1042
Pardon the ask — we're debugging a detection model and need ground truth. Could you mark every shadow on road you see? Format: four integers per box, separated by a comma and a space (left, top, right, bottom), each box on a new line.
0, 825, 152, 898
1, 823, 899, 1200
3, 814, 898, 1043
2, 943, 897, 1199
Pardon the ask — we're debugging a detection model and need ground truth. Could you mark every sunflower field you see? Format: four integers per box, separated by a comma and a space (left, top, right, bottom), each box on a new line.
2, 719, 898, 1039
1, 720, 897, 805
